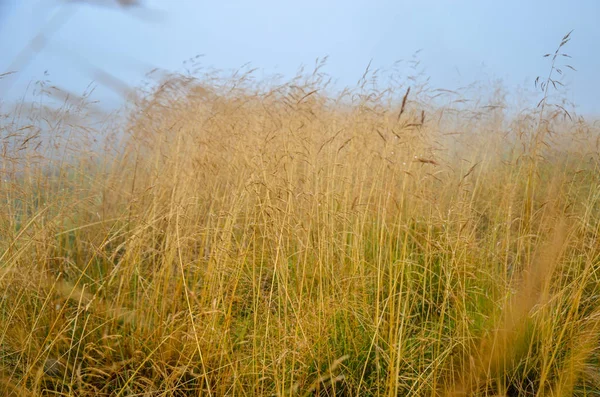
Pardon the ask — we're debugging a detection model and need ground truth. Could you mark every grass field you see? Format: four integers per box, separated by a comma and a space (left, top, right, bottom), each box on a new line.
1, 56, 599, 396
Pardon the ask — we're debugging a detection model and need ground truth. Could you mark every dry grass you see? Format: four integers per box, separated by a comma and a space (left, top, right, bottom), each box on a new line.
0, 56, 599, 396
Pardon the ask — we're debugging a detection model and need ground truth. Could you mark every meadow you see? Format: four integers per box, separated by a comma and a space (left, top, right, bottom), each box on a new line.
1, 47, 599, 395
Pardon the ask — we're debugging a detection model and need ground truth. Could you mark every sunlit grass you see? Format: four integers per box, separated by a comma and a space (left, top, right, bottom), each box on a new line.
0, 60, 599, 396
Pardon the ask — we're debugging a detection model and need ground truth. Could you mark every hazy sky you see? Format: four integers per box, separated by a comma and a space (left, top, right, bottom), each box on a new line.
0, 0, 598, 114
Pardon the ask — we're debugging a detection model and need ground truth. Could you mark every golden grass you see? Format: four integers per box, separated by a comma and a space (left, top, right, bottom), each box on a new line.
0, 63, 599, 396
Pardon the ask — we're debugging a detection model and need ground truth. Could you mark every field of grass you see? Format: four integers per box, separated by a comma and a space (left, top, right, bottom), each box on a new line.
0, 57, 599, 396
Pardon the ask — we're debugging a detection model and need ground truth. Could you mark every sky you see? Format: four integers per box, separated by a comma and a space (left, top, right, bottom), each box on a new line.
0, 0, 599, 115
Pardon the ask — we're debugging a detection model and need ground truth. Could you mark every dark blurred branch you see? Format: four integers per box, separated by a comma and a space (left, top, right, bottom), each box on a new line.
1, 0, 158, 98
65, 0, 144, 9
1, 5, 77, 94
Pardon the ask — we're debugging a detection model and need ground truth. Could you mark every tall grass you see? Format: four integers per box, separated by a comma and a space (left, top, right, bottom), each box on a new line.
1, 56, 599, 396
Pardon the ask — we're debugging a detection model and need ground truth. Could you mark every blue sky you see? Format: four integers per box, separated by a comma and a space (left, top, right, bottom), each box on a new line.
0, 0, 598, 114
